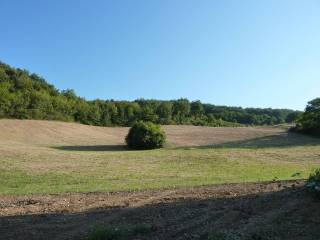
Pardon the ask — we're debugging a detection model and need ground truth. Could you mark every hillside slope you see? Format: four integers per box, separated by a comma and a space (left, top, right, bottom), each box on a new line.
1, 119, 319, 195
0, 119, 284, 147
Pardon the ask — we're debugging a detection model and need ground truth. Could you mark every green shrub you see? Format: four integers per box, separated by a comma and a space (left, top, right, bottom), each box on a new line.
88, 227, 126, 240
125, 121, 166, 150
306, 169, 320, 197
131, 223, 153, 234
295, 98, 320, 137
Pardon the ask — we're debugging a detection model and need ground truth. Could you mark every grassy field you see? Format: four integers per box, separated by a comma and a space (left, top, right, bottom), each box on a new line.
0, 119, 320, 194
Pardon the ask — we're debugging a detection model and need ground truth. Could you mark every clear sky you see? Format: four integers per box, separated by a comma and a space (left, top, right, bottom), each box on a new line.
1, 0, 319, 110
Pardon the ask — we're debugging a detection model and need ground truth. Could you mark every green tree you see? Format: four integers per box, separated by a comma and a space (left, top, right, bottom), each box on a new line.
172, 98, 190, 124
285, 111, 301, 123
190, 100, 204, 119
0, 82, 12, 117
296, 98, 320, 136
0, 60, 301, 128
156, 102, 172, 124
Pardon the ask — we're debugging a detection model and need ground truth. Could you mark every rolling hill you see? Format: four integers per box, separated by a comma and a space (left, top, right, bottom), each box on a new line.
0, 119, 285, 147
0, 120, 320, 239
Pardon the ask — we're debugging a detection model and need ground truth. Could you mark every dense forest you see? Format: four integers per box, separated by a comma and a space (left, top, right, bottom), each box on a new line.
0, 61, 301, 127
295, 98, 320, 136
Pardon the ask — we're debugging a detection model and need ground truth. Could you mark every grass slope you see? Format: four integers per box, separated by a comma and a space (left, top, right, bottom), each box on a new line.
0, 120, 319, 194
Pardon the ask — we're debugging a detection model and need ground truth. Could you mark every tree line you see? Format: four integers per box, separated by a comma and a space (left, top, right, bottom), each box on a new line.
295, 98, 320, 136
0, 61, 301, 127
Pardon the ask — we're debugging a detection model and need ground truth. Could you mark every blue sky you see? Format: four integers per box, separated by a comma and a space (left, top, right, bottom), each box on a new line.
1, 0, 319, 110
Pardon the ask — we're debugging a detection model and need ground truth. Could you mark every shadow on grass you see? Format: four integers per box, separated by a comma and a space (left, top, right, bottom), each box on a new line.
187, 132, 320, 150
53, 144, 128, 152
0, 183, 319, 240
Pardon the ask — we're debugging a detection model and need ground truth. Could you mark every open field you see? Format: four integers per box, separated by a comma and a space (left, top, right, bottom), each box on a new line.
0, 119, 320, 194
1, 119, 320, 239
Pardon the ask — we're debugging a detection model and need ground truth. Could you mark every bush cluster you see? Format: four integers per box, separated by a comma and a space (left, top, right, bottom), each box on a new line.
295, 98, 320, 137
306, 169, 320, 197
125, 121, 166, 150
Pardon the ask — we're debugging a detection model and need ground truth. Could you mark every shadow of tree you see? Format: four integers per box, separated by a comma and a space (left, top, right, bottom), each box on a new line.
191, 132, 320, 149
0, 183, 319, 240
53, 145, 128, 152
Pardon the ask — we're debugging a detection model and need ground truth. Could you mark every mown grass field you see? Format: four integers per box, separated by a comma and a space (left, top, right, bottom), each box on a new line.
0, 120, 320, 194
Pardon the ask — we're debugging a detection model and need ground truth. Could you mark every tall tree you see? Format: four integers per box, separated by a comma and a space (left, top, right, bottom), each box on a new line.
296, 98, 320, 136
191, 100, 204, 119
172, 98, 190, 124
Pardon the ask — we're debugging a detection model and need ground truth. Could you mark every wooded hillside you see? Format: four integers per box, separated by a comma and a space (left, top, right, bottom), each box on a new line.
0, 61, 300, 127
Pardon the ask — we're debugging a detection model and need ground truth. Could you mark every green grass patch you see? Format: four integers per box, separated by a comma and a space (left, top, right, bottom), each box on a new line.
1, 143, 319, 194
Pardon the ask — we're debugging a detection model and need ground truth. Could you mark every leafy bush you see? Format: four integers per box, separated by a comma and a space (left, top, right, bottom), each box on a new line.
295, 98, 320, 136
131, 223, 153, 234
306, 169, 320, 197
126, 121, 166, 150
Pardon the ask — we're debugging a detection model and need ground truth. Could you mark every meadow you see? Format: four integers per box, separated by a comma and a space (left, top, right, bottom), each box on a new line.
1, 119, 319, 195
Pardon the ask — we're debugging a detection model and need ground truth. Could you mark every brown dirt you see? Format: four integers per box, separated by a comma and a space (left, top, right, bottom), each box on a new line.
1, 180, 319, 240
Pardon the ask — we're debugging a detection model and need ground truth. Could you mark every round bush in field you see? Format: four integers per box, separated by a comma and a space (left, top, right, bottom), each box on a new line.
126, 121, 166, 150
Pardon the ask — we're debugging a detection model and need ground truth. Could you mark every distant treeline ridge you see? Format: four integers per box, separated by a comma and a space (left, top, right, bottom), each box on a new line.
0, 61, 301, 127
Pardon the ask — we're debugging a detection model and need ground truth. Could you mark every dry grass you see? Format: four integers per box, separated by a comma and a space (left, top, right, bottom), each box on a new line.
0, 119, 319, 194
0, 119, 283, 147
1, 120, 320, 239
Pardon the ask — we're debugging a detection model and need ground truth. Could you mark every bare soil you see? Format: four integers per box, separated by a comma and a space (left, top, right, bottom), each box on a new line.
1, 180, 319, 240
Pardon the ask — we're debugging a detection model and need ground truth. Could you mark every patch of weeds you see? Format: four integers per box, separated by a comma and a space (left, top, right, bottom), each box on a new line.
88, 223, 154, 240
306, 168, 320, 198
88, 226, 127, 240
131, 223, 153, 234
291, 172, 301, 178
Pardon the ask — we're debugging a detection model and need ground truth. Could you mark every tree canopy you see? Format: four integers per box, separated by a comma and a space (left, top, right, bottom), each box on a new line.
0, 61, 300, 127
295, 98, 320, 136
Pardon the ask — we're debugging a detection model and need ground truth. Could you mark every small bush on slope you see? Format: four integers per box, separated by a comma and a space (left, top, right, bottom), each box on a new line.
126, 121, 166, 150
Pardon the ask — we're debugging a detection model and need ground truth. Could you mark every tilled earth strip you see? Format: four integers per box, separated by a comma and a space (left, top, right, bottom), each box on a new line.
1, 180, 319, 240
